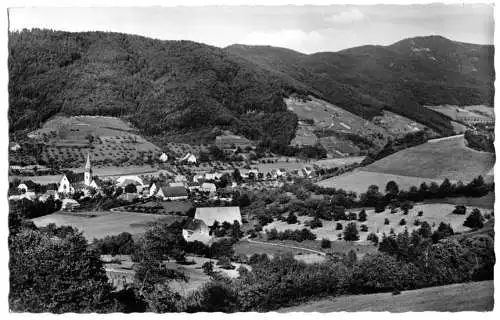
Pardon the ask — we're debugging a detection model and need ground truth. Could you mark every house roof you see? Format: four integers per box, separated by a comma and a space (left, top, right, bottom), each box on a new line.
161, 186, 188, 198
201, 182, 216, 189
194, 206, 242, 227
66, 172, 85, 184
184, 218, 209, 231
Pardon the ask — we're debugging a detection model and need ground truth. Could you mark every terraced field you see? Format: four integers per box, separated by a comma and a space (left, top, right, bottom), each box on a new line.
25, 116, 162, 168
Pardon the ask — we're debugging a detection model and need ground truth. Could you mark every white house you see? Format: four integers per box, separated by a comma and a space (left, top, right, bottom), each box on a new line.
61, 198, 80, 211
17, 183, 29, 193
182, 219, 212, 245
156, 186, 189, 201
159, 153, 169, 162
180, 153, 197, 164
201, 182, 217, 193
204, 172, 223, 181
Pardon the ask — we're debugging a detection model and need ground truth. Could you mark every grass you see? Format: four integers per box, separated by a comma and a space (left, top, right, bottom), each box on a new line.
31, 211, 183, 240
279, 280, 494, 312
363, 135, 495, 183
263, 203, 492, 242
424, 192, 495, 210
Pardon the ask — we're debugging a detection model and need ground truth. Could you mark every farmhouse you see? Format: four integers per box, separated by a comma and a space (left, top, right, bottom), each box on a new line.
182, 219, 211, 245
194, 206, 242, 227
156, 186, 189, 201
61, 198, 80, 211
38, 190, 60, 202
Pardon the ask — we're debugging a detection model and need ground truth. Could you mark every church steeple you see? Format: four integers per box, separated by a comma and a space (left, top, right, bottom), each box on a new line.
84, 152, 92, 186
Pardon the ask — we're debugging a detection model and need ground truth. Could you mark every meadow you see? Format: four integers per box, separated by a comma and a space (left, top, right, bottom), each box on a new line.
279, 280, 494, 312
263, 203, 491, 242
31, 211, 183, 240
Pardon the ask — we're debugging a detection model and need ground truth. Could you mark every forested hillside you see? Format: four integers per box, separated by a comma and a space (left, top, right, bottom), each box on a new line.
9, 29, 306, 145
227, 36, 495, 136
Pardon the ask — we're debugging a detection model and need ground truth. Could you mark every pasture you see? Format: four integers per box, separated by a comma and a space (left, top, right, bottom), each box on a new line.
317, 170, 443, 195
362, 134, 494, 183
424, 105, 493, 122
279, 280, 494, 312
263, 203, 491, 242
372, 110, 432, 138
31, 211, 183, 240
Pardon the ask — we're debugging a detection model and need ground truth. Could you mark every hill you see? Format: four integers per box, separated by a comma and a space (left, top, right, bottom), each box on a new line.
279, 280, 493, 312
226, 35, 494, 136
8, 29, 304, 147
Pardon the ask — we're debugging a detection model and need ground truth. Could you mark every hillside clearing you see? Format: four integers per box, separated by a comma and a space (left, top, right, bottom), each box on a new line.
317, 170, 443, 195
363, 135, 494, 183
263, 203, 491, 242
32, 211, 183, 240
279, 280, 494, 312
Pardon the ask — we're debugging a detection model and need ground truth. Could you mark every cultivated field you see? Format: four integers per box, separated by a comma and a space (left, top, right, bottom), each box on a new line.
32, 211, 183, 240
317, 170, 443, 195
362, 135, 495, 183
372, 110, 433, 138
25, 115, 162, 168
279, 280, 494, 312
264, 203, 491, 242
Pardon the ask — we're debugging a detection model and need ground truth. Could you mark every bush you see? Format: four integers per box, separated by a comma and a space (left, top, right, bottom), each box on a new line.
286, 212, 298, 224
384, 218, 390, 225
336, 223, 343, 230
367, 233, 379, 245
358, 209, 367, 222
399, 219, 407, 226
417, 211, 423, 217
463, 208, 484, 229
360, 224, 368, 232
320, 238, 332, 249
452, 205, 467, 215
343, 222, 359, 241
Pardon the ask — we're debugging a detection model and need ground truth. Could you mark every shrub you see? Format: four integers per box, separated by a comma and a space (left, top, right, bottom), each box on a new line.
413, 219, 421, 226
399, 219, 407, 226
360, 224, 368, 232
384, 218, 390, 225
464, 208, 484, 229
343, 222, 359, 241
417, 211, 423, 217
358, 209, 367, 222
336, 223, 343, 230
367, 232, 379, 245
286, 212, 298, 224
320, 238, 332, 249
452, 205, 467, 215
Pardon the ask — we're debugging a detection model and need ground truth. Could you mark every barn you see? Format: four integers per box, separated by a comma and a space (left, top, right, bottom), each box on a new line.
182, 219, 211, 244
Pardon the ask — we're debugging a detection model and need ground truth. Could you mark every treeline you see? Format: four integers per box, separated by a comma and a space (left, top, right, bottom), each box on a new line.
464, 130, 494, 153
9, 29, 303, 149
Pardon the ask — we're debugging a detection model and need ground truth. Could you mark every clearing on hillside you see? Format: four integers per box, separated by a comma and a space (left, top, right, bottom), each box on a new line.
279, 280, 494, 312
263, 203, 492, 242
31, 211, 183, 240
317, 170, 443, 195
23, 116, 161, 168
362, 134, 495, 183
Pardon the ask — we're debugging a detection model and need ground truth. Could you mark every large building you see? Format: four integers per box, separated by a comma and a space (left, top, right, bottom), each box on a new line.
58, 153, 100, 194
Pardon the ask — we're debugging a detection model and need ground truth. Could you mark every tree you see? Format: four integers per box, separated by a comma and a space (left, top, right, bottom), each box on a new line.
399, 218, 407, 226
384, 218, 390, 225
385, 180, 399, 198
464, 208, 484, 229
286, 212, 298, 224
124, 183, 137, 193
336, 223, 343, 230
9, 228, 117, 312
230, 221, 243, 239
343, 222, 359, 241
320, 238, 331, 249
232, 169, 242, 183
358, 209, 367, 222
367, 232, 379, 245
418, 221, 432, 238
452, 205, 467, 215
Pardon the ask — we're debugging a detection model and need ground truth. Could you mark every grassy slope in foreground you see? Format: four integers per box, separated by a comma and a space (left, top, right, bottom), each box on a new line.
362, 134, 494, 182
279, 280, 494, 312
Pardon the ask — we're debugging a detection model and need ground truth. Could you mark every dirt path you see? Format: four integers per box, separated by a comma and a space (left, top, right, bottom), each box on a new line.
246, 238, 326, 256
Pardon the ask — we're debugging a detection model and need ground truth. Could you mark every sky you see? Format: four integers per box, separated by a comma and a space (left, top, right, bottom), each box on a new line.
8, 4, 495, 54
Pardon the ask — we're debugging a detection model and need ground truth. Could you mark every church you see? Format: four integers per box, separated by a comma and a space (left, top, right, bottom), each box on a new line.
58, 153, 100, 194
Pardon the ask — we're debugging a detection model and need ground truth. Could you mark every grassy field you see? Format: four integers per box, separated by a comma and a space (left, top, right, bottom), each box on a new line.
362, 135, 494, 183
31, 211, 183, 240
372, 110, 433, 138
279, 280, 494, 312
264, 203, 491, 242
425, 105, 493, 122
317, 170, 443, 195
424, 192, 495, 209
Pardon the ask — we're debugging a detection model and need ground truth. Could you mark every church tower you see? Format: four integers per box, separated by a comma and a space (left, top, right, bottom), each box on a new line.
84, 152, 92, 186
